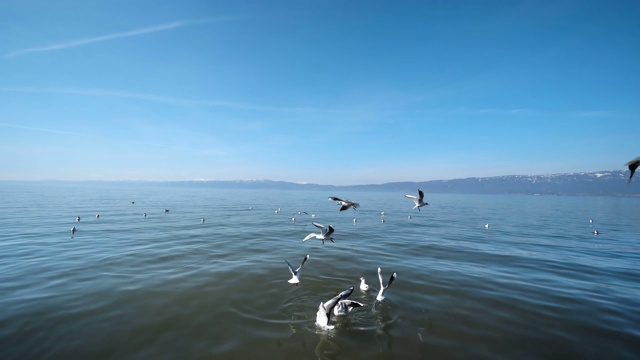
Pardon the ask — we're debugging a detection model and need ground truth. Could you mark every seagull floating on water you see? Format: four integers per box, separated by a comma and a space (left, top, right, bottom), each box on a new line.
303, 222, 335, 244
96, 214, 100, 219
70, 226, 76, 238
593, 229, 599, 235
76, 216, 81, 222
201, 217, 205, 223
359, 277, 369, 291
485, 223, 489, 229
143, 213, 147, 218
164, 209, 170, 214
405, 189, 428, 211
328, 197, 359, 211
376, 267, 397, 302
626, 157, 640, 183
316, 287, 354, 330
284, 254, 309, 285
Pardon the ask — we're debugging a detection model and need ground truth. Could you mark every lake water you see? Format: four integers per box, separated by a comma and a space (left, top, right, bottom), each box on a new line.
1, 182, 639, 359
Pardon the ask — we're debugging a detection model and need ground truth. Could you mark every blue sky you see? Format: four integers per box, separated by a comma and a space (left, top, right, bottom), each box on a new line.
1, 0, 638, 185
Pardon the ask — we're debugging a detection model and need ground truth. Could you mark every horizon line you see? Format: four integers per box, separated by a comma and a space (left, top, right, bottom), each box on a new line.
0, 169, 626, 186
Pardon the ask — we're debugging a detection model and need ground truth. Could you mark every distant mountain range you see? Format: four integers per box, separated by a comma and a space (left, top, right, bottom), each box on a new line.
140, 170, 639, 196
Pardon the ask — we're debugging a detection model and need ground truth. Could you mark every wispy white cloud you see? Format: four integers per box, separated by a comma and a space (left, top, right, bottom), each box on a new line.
5, 18, 218, 58
0, 86, 340, 113
0, 122, 91, 137
0, 121, 225, 154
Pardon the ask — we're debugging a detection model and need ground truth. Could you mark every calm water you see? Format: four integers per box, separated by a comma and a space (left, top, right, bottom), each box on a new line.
0, 182, 639, 359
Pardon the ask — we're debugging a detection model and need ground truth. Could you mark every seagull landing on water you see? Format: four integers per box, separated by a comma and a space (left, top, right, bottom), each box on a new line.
376, 267, 397, 302
316, 287, 354, 330
405, 189, 428, 211
333, 299, 365, 316
359, 277, 369, 291
626, 157, 640, 183
303, 222, 335, 244
328, 197, 360, 212
284, 254, 309, 285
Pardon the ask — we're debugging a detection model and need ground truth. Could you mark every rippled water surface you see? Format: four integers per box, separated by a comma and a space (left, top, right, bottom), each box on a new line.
1, 182, 639, 359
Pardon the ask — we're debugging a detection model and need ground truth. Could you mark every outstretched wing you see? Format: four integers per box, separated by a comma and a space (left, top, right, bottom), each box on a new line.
312, 222, 325, 230
328, 197, 344, 202
387, 272, 397, 289
418, 189, 425, 202
405, 194, 419, 205
324, 225, 335, 237
341, 300, 365, 309
284, 258, 296, 276
297, 254, 310, 272
303, 233, 316, 242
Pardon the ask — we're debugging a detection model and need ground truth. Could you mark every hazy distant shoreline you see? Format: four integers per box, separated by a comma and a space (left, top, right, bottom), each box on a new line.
3, 170, 638, 196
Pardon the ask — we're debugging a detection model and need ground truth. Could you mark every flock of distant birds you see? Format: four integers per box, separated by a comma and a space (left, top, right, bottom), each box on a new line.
68, 188, 429, 329
67, 157, 640, 329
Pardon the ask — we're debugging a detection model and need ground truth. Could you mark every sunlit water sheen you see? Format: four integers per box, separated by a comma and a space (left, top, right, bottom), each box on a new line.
1, 182, 639, 359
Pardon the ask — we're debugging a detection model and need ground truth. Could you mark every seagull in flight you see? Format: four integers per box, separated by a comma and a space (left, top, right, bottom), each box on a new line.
328, 197, 360, 211
626, 157, 640, 183
405, 189, 428, 211
316, 287, 354, 329
376, 267, 397, 301
303, 222, 335, 244
284, 254, 310, 285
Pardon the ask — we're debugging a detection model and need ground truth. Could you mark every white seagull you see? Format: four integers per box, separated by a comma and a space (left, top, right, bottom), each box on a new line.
359, 277, 369, 291
405, 189, 428, 211
303, 222, 335, 244
328, 197, 360, 211
284, 254, 310, 285
201, 217, 205, 223
316, 287, 354, 329
376, 267, 397, 301
75, 216, 81, 222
